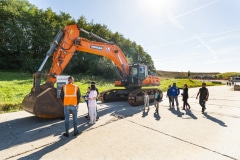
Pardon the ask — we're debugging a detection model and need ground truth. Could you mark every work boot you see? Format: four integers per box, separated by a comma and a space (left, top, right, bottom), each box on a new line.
74, 131, 79, 136
63, 133, 69, 137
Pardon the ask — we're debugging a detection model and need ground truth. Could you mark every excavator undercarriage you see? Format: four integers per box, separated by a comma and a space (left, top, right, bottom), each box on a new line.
99, 88, 162, 106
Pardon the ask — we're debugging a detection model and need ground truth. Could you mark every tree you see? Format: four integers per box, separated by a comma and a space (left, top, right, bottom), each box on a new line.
188, 70, 191, 78
0, 0, 157, 79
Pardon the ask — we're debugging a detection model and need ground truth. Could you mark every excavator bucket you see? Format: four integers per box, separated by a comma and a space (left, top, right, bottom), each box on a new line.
22, 84, 64, 118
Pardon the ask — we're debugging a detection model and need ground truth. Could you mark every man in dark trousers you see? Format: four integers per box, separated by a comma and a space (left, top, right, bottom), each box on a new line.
60, 76, 81, 137
166, 85, 172, 108
196, 82, 209, 114
169, 82, 180, 108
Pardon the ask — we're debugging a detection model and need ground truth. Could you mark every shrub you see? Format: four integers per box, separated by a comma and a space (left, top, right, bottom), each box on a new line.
212, 81, 222, 84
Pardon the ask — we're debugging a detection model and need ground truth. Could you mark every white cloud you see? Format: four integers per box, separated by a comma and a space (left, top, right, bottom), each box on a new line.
194, 33, 217, 59
150, 0, 220, 28
202, 27, 240, 38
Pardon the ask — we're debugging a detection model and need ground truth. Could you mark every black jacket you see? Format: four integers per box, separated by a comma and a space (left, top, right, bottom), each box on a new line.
182, 88, 188, 100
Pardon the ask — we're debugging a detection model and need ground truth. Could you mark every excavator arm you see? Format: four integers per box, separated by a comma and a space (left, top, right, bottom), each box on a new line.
39, 24, 129, 86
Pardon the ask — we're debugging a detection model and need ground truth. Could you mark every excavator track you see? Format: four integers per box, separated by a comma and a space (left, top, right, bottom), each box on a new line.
98, 89, 129, 102
99, 88, 163, 106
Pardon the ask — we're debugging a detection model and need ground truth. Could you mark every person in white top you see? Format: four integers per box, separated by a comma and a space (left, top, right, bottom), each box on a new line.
88, 84, 98, 124
143, 91, 149, 112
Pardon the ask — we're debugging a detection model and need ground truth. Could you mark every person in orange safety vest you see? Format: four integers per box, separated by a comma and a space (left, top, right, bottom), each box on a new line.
60, 76, 81, 137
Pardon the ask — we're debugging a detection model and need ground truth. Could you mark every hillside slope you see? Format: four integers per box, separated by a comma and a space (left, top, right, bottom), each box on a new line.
156, 70, 220, 79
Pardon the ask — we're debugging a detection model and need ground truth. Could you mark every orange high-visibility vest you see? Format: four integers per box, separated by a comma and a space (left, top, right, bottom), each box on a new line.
63, 84, 78, 106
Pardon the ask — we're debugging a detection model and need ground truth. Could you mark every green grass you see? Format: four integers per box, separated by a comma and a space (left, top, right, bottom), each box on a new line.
0, 71, 33, 113
159, 78, 218, 91
216, 72, 240, 79
0, 71, 223, 113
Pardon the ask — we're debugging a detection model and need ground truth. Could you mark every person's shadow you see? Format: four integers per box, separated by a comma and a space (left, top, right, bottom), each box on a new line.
0, 115, 92, 160
18, 135, 75, 160
185, 109, 198, 119
204, 113, 227, 127
2, 102, 142, 159
169, 107, 184, 117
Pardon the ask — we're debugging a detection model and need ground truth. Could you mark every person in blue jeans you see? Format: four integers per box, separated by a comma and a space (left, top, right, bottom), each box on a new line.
60, 76, 81, 137
169, 82, 180, 108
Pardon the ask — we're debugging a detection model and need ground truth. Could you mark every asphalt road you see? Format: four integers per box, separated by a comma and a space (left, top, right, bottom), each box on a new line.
0, 85, 239, 160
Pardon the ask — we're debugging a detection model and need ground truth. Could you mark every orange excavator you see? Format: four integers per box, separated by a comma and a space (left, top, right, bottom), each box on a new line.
22, 24, 162, 118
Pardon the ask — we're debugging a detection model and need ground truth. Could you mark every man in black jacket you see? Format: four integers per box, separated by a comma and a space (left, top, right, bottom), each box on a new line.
196, 82, 209, 114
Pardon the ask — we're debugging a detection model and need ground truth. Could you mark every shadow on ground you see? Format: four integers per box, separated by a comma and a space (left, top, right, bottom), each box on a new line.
168, 107, 184, 117
203, 113, 227, 127
0, 101, 143, 159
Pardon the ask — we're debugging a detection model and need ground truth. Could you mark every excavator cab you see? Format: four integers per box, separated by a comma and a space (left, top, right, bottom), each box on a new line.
129, 64, 148, 87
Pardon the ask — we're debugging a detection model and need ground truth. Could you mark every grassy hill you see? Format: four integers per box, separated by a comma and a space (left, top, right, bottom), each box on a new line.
156, 70, 220, 79
156, 70, 240, 80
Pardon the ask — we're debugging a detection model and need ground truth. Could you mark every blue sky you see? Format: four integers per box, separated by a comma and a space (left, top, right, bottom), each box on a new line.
28, 0, 240, 73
